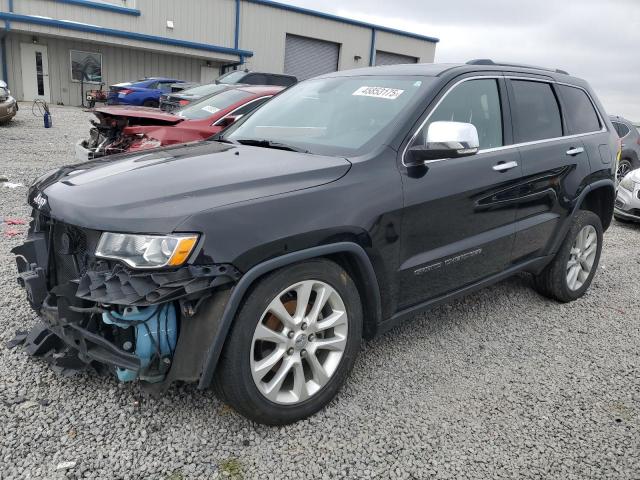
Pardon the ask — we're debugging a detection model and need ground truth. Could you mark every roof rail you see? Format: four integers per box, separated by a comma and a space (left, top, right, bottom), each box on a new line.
466, 59, 569, 75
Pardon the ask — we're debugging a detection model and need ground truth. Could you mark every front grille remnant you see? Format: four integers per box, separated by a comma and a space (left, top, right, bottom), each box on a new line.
76, 263, 241, 306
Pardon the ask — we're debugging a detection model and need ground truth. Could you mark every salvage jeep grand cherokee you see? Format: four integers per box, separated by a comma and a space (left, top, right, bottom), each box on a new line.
13, 61, 617, 425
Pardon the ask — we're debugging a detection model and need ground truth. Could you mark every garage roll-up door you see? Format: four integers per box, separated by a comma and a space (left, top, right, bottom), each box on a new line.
284, 34, 340, 81
375, 51, 419, 66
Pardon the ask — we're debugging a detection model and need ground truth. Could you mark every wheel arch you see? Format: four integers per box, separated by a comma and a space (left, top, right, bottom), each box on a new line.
197, 242, 382, 389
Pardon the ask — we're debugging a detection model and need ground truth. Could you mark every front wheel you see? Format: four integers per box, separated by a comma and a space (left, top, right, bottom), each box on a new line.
533, 210, 603, 302
214, 259, 362, 425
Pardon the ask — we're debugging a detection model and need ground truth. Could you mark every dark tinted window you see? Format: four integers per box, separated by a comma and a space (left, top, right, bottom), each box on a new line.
558, 85, 601, 134
273, 75, 297, 87
244, 74, 268, 85
511, 81, 562, 142
415, 79, 503, 150
616, 122, 630, 138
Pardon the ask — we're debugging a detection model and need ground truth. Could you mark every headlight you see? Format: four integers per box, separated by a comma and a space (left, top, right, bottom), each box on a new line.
619, 175, 637, 192
95, 233, 199, 269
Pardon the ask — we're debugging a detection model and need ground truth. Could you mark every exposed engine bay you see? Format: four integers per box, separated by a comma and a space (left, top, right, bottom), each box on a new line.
12, 211, 240, 388
79, 109, 182, 159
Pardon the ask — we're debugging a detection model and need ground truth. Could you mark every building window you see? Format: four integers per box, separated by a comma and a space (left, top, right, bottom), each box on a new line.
70, 50, 103, 84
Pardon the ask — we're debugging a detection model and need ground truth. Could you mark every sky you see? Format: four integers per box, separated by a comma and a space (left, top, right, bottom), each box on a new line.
285, 0, 640, 122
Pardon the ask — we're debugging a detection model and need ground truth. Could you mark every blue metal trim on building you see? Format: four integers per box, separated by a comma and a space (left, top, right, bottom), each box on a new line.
55, 0, 141, 16
246, 0, 439, 44
369, 29, 376, 66
0, 12, 254, 58
234, 0, 241, 50
0, 35, 8, 82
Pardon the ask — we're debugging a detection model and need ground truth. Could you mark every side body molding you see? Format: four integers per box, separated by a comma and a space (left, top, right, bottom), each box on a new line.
198, 242, 382, 389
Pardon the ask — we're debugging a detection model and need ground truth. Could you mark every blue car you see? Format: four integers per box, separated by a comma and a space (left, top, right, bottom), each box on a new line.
107, 77, 185, 107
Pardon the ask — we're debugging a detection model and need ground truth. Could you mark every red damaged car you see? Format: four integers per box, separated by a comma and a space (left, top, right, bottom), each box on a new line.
76, 85, 283, 159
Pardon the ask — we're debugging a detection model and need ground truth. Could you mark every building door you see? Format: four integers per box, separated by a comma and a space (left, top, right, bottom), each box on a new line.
284, 34, 339, 81
375, 51, 418, 66
20, 43, 50, 102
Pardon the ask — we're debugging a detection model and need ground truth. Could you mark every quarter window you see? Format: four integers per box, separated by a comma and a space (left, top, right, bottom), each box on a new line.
413, 79, 504, 150
511, 80, 563, 143
558, 85, 601, 134
612, 121, 630, 138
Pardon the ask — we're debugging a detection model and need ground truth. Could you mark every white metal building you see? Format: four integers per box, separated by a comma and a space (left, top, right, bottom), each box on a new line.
0, 0, 438, 106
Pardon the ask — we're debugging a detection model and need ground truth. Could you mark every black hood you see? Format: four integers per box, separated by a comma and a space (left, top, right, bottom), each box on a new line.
30, 142, 351, 233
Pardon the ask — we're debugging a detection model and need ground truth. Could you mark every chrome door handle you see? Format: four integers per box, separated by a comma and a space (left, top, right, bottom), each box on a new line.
493, 161, 519, 172
566, 147, 585, 156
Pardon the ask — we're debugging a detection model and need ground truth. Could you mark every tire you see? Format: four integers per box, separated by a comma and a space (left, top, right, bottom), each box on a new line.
617, 159, 634, 180
214, 259, 363, 425
88, 100, 96, 108
533, 210, 603, 303
143, 99, 159, 108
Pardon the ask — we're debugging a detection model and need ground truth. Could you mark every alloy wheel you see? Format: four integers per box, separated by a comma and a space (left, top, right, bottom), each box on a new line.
617, 160, 632, 182
566, 225, 598, 291
250, 280, 348, 405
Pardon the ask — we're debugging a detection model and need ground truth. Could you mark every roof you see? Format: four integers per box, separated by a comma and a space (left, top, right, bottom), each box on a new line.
236, 85, 286, 95
318, 62, 581, 83
246, 0, 439, 44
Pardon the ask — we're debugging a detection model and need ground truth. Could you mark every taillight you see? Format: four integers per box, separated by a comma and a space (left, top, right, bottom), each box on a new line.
179, 99, 190, 106
119, 88, 134, 95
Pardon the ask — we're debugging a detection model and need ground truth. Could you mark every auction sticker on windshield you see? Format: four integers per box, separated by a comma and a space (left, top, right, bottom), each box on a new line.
353, 86, 405, 100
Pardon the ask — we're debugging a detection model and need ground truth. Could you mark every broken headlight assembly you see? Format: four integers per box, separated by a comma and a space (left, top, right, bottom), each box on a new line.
95, 232, 199, 269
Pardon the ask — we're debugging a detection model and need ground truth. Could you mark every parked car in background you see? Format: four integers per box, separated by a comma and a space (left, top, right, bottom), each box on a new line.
17, 62, 617, 425
615, 168, 640, 223
160, 83, 236, 112
77, 85, 282, 159
0, 80, 18, 124
107, 77, 185, 107
216, 69, 297, 87
610, 115, 640, 179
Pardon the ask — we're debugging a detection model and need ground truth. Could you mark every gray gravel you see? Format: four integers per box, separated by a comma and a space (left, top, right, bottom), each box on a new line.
1, 104, 639, 480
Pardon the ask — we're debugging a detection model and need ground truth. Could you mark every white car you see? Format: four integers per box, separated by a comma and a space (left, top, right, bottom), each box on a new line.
615, 168, 640, 222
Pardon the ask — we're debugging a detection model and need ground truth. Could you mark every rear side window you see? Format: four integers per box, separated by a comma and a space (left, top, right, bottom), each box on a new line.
415, 78, 504, 150
558, 85, 601, 134
511, 80, 562, 143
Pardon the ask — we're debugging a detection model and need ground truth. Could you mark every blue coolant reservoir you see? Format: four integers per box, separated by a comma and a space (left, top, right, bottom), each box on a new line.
102, 304, 178, 383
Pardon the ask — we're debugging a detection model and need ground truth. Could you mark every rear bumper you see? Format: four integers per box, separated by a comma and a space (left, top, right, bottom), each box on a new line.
0, 97, 18, 121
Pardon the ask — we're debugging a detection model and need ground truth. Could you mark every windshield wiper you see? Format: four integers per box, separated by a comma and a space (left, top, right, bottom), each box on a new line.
234, 139, 312, 154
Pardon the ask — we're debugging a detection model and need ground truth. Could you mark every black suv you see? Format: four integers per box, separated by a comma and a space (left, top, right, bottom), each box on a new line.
216, 69, 298, 87
13, 61, 617, 425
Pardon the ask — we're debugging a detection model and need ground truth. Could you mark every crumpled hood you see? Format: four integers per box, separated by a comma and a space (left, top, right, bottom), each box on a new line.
30, 141, 351, 233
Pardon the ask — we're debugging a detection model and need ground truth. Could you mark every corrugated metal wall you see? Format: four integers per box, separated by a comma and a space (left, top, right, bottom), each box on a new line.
4, 33, 206, 105
284, 34, 340, 80
375, 51, 418, 66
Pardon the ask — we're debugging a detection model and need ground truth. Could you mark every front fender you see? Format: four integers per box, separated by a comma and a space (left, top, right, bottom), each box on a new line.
197, 242, 381, 389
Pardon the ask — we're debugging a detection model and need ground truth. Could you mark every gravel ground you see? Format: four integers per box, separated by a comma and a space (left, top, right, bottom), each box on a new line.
0, 104, 639, 480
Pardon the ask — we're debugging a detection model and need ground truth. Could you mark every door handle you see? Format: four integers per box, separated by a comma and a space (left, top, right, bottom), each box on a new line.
493, 161, 519, 172
566, 147, 585, 156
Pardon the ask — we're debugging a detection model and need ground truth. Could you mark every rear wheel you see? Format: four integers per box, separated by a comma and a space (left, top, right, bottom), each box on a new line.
143, 99, 159, 108
617, 159, 634, 180
533, 210, 603, 302
214, 259, 362, 425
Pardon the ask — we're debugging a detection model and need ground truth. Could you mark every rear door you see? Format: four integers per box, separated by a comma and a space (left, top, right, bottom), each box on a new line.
507, 77, 594, 263
398, 76, 523, 308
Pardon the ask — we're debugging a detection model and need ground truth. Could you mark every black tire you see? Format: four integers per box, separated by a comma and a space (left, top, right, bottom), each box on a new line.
617, 159, 634, 180
533, 210, 603, 303
88, 100, 96, 108
214, 259, 363, 425
143, 99, 159, 108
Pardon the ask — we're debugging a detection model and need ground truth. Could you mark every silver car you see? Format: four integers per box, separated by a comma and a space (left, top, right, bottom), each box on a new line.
0, 80, 18, 124
614, 168, 640, 222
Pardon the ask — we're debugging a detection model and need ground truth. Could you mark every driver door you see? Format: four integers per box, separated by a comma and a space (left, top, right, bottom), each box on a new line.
397, 76, 523, 309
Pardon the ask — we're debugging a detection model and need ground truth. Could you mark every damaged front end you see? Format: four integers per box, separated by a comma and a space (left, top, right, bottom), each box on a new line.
12, 211, 240, 388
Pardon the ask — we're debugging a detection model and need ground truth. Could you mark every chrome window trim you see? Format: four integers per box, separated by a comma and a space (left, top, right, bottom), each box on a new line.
212, 95, 273, 126
402, 75, 608, 167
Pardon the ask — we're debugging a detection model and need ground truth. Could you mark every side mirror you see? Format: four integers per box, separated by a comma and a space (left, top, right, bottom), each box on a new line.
406, 121, 480, 165
216, 115, 240, 128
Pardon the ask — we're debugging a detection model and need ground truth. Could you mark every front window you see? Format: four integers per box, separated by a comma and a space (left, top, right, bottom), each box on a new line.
176, 89, 254, 120
224, 76, 431, 155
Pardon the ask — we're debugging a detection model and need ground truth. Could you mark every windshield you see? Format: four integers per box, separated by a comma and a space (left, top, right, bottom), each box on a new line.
224, 76, 431, 156
176, 89, 254, 120
181, 84, 227, 97
217, 71, 247, 84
